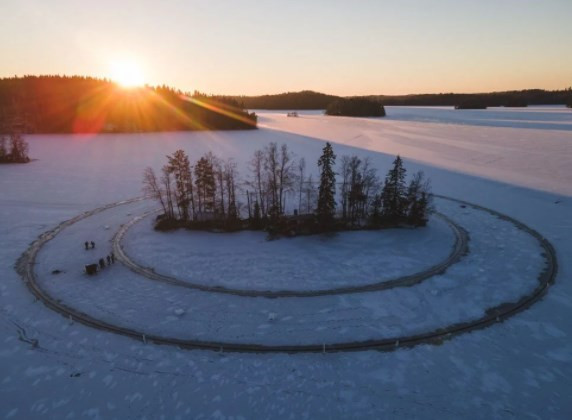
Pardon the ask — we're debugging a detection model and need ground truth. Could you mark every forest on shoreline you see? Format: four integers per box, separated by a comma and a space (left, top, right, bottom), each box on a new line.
2, 75, 569, 135
0, 76, 257, 134
233, 88, 572, 109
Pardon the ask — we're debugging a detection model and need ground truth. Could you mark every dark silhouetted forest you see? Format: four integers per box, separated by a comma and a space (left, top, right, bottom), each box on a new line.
362, 89, 572, 107
232, 88, 572, 110
325, 98, 386, 117
0, 76, 257, 134
232, 91, 339, 110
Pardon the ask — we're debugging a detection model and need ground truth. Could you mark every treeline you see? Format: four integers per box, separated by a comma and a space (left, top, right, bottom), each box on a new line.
143, 143, 432, 237
363, 88, 572, 107
325, 98, 386, 117
0, 75, 257, 134
231, 90, 340, 110
230, 88, 572, 110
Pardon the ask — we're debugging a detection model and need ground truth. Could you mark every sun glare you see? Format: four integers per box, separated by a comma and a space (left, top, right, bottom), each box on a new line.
110, 59, 145, 88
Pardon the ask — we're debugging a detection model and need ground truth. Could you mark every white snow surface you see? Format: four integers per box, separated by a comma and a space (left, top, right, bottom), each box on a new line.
32, 197, 542, 345
1, 106, 571, 418
122, 213, 455, 291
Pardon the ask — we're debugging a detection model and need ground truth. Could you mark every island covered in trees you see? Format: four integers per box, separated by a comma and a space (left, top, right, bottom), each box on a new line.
454, 100, 488, 110
325, 98, 386, 117
143, 143, 432, 238
0, 76, 257, 134
0, 131, 29, 163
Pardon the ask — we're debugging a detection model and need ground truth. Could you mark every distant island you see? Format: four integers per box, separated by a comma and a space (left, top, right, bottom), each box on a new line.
0, 131, 29, 164
454, 100, 488, 110
0, 76, 257, 134
325, 98, 386, 117
231, 88, 572, 110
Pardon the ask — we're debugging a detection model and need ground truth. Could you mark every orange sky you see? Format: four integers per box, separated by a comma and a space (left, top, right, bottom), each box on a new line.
1, 0, 571, 96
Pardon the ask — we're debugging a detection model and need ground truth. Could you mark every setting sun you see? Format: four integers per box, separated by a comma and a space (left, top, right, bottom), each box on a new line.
109, 59, 145, 88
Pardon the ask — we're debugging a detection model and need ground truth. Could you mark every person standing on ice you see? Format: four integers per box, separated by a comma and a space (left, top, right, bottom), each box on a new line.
110, 252, 115, 263
91, 241, 95, 249
84, 241, 89, 250
99, 258, 105, 269
106, 255, 111, 265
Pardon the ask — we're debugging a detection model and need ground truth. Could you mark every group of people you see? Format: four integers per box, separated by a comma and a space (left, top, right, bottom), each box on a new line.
84, 240, 116, 275
98, 252, 116, 269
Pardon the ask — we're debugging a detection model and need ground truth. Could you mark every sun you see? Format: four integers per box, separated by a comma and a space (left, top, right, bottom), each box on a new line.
109, 59, 145, 88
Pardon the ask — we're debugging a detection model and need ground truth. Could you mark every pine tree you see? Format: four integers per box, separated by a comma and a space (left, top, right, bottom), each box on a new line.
381, 155, 407, 219
317, 142, 336, 228
406, 171, 433, 226
194, 154, 216, 214
166, 150, 192, 221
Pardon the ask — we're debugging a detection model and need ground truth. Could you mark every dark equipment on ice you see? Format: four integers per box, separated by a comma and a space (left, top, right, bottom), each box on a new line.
85, 264, 98, 275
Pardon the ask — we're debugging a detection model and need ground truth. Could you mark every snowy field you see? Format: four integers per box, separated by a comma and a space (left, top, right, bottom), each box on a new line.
1, 106, 571, 418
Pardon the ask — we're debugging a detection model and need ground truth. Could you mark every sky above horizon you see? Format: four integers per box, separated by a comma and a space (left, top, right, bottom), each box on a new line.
1, 0, 571, 96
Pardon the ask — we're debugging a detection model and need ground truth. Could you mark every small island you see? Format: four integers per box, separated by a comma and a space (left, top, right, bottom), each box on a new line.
325, 98, 386, 117
0, 130, 30, 164
143, 143, 432, 239
455, 100, 488, 110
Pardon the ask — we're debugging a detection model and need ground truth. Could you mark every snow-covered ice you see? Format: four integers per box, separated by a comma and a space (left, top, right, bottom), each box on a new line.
1, 106, 571, 418
122, 212, 455, 291
30, 196, 543, 345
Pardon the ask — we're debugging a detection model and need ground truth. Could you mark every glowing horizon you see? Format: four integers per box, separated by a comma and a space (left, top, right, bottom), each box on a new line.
109, 58, 145, 88
1, 0, 571, 96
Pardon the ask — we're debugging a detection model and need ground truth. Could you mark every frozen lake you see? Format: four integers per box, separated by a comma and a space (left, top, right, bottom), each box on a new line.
0, 106, 571, 418
256, 105, 572, 131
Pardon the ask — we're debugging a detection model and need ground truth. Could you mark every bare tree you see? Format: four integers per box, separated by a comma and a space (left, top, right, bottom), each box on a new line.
213, 156, 225, 217
142, 167, 167, 215
224, 158, 239, 220
161, 165, 175, 219
341, 155, 378, 224
249, 149, 266, 217
264, 142, 280, 216
359, 157, 379, 219
339, 155, 351, 219
297, 157, 305, 214
305, 174, 318, 214
278, 143, 295, 214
